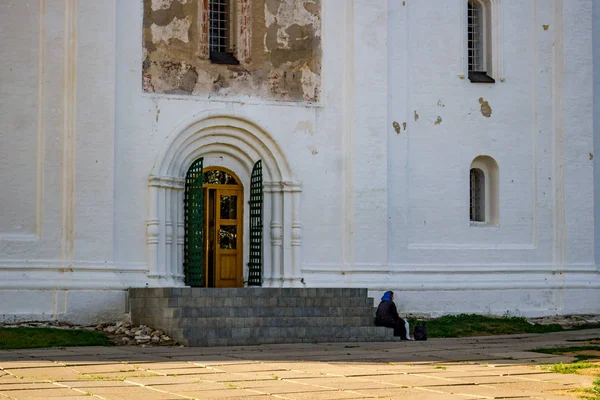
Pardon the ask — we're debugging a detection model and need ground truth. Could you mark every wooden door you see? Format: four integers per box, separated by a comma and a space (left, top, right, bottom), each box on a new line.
214, 188, 243, 287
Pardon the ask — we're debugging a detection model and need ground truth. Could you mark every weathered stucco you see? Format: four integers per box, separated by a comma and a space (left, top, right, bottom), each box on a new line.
142, 0, 321, 101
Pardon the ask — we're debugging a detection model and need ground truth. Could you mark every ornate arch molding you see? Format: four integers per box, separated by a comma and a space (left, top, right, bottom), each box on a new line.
147, 114, 302, 287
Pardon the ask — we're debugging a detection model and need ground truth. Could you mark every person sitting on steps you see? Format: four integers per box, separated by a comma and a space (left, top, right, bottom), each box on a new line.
374, 291, 412, 340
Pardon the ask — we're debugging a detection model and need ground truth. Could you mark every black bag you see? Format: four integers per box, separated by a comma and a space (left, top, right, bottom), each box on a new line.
413, 323, 427, 341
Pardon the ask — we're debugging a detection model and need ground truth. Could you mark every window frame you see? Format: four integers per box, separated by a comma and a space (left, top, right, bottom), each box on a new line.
207, 0, 240, 65
469, 168, 486, 223
465, 0, 496, 83
469, 156, 500, 227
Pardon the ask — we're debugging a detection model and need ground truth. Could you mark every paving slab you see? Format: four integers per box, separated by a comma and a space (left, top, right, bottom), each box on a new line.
0, 388, 87, 398
282, 377, 392, 390
0, 382, 63, 391
0, 329, 598, 399
55, 379, 135, 388
351, 387, 485, 399
358, 373, 465, 387
432, 383, 537, 398
213, 363, 292, 373
83, 385, 183, 398
68, 363, 139, 374
124, 374, 220, 385
2, 367, 82, 380
175, 388, 276, 399
137, 381, 231, 391
270, 389, 371, 400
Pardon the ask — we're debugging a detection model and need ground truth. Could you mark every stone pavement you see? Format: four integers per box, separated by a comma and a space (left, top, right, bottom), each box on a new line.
0, 329, 599, 400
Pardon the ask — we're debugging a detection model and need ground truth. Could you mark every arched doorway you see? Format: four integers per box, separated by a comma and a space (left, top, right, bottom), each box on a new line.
184, 161, 244, 288
147, 113, 303, 288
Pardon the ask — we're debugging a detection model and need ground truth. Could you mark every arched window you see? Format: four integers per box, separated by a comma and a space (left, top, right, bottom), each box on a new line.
469, 156, 499, 225
470, 168, 485, 222
467, 0, 495, 83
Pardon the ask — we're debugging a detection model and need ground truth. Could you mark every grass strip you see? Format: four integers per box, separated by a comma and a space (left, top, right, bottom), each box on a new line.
409, 314, 564, 338
0, 327, 112, 349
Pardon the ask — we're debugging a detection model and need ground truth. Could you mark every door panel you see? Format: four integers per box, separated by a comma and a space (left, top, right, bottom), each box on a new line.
215, 189, 243, 287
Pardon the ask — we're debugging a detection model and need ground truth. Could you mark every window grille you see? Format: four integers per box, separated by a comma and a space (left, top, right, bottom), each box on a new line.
209, 0, 229, 53
470, 168, 485, 222
467, 1, 483, 72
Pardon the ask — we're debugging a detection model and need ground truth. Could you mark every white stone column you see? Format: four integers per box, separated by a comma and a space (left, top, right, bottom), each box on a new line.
165, 186, 173, 279
290, 184, 303, 286
176, 187, 185, 281
261, 185, 273, 286
147, 179, 160, 279
268, 183, 283, 286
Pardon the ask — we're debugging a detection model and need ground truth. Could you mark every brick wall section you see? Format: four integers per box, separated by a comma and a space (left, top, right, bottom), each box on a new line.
237, 0, 251, 61
198, 0, 209, 59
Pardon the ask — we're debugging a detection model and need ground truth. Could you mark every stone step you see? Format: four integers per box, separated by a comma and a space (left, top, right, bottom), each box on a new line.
130, 296, 374, 309
133, 306, 375, 321
130, 287, 369, 299
177, 326, 397, 347
135, 316, 376, 329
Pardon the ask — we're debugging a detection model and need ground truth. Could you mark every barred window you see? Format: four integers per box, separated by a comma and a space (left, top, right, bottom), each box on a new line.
467, 1, 483, 72
466, 0, 495, 83
470, 168, 485, 222
209, 0, 229, 53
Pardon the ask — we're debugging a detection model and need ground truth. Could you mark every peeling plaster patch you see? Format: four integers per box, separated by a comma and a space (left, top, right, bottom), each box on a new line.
402, 1, 406, 5
301, 65, 320, 100
590, 152, 594, 160
265, 4, 277, 27
414, 110, 419, 121
393, 121, 401, 134
151, 0, 189, 11
143, 73, 155, 92
434, 116, 442, 125
437, 99, 445, 107
309, 145, 318, 155
273, 0, 321, 37
143, 0, 321, 102
402, 122, 407, 131
543, 24, 549, 31
151, 16, 191, 44
479, 97, 492, 118
295, 120, 313, 135
277, 27, 290, 48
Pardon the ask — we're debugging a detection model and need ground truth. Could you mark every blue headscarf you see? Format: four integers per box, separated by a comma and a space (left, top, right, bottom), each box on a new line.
381, 291, 394, 301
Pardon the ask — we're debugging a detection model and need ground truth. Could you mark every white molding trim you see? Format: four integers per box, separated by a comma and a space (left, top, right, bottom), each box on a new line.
61, 0, 78, 262
148, 112, 303, 287
0, 261, 149, 290
302, 263, 598, 274
552, 0, 566, 269
301, 263, 600, 290
36, 0, 47, 238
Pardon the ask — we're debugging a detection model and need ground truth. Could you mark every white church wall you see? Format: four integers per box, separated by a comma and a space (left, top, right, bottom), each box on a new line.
0, 0, 598, 323
595, 0, 600, 266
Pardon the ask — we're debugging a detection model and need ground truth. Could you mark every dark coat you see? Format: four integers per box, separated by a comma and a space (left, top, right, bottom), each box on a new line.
375, 300, 400, 327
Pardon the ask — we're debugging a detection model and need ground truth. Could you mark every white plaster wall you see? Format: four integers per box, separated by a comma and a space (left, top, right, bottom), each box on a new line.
304, 0, 598, 317
0, 1, 38, 239
0, 0, 598, 323
595, 0, 600, 266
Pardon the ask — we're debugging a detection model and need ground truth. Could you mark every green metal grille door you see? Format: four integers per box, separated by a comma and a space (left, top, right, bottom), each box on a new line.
184, 158, 205, 287
247, 160, 263, 286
